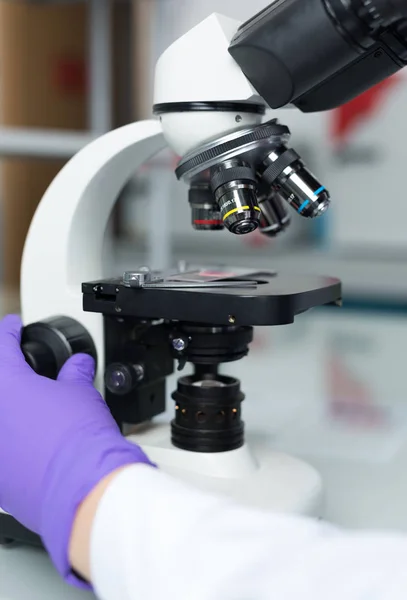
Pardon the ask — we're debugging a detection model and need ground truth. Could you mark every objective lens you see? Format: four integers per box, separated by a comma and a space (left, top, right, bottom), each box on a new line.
189, 185, 224, 231
261, 147, 330, 218
258, 190, 291, 237
210, 160, 261, 235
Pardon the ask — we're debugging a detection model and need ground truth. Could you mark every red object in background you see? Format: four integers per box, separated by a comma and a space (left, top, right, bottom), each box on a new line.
244, 229, 273, 248
54, 57, 87, 95
331, 75, 400, 148
328, 355, 387, 428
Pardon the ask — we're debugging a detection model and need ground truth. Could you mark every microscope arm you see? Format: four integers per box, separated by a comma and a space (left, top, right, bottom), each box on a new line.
21, 120, 166, 388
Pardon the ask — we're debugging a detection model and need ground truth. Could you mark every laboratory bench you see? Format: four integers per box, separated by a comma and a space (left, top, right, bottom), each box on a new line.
1, 255, 407, 596
0, 546, 94, 600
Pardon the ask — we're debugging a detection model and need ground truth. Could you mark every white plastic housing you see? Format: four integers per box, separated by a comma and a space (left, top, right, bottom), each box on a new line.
160, 111, 263, 157
154, 14, 258, 105
154, 13, 265, 156
21, 120, 166, 391
129, 424, 323, 516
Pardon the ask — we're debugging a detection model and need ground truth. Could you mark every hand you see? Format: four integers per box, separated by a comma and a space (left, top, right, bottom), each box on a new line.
0, 315, 153, 587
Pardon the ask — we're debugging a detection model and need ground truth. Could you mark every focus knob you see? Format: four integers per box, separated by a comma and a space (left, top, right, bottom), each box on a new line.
22, 316, 97, 380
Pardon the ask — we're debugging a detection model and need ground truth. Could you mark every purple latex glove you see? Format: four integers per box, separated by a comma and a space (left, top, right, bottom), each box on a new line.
0, 314, 154, 587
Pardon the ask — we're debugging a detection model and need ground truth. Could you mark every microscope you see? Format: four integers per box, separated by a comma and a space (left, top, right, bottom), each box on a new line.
1, 0, 407, 546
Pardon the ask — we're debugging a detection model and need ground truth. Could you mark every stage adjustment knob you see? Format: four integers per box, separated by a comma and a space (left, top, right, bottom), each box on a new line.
22, 316, 97, 380
104, 363, 145, 396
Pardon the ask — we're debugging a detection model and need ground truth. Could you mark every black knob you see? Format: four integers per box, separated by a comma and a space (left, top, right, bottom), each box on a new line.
105, 363, 145, 396
22, 316, 97, 380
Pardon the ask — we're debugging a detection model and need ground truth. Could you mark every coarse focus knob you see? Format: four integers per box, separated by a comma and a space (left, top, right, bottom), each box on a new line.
22, 316, 97, 380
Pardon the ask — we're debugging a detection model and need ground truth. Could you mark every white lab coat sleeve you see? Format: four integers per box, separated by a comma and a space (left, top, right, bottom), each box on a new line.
90, 464, 407, 600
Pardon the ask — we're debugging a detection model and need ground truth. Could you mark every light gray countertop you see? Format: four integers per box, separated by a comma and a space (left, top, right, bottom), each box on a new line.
1, 303, 407, 598
0, 545, 94, 600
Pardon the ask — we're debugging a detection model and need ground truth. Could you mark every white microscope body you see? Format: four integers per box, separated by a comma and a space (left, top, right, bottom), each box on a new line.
20, 14, 322, 517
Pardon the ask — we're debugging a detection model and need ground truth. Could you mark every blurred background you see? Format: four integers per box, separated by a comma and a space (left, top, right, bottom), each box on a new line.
0, 0, 406, 532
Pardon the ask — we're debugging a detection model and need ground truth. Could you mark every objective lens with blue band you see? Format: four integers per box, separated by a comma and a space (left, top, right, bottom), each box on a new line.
260, 145, 331, 219
297, 187, 326, 214
281, 167, 330, 218
297, 200, 310, 214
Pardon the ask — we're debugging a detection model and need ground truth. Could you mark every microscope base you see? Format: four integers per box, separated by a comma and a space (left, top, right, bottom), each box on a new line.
128, 423, 323, 517
0, 425, 322, 547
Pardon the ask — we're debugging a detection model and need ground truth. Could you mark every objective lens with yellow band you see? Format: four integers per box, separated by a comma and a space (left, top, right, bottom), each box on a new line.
210, 159, 261, 236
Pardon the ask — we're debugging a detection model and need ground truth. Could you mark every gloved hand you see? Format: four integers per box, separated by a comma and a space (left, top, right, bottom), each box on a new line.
0, 314, 154, 587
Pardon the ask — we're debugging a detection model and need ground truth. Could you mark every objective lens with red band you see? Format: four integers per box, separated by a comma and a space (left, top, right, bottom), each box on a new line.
189, 186, 224, 231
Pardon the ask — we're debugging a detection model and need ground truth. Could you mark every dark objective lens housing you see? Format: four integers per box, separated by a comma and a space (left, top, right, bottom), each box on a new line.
210, 159, 261, 235
258, 189, 291, 237
171, 373, 245, 453
188, 184, 224, 231
261, 147, 330, 218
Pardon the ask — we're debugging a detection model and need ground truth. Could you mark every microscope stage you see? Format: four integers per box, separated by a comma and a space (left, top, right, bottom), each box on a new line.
83, 268, 341, 326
